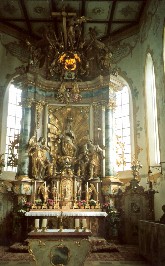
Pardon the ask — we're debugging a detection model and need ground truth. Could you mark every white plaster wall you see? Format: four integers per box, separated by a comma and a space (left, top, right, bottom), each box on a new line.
0, 33, 23, 152
114, 0, 165, 220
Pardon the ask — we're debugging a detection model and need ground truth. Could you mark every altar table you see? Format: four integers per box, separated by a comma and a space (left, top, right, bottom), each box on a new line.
27, 229, 92, 266
25, 209, 107, 217
25, 210, 107, 236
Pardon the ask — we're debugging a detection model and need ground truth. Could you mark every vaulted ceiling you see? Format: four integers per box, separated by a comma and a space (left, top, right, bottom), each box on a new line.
0, 0, 148, 42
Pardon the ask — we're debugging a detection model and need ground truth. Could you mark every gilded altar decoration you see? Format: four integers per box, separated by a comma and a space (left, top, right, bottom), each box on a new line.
7, 134, 20, 167
21, 183, 32, 195
17, 8, 117, 103
26, 108, 104, 209
116, 135, 126, 167
0, 153, 5, 174
28, 136, 53, 179
130, 156, 142, 189
25, 15, 112, 81
131, 156, 142, 178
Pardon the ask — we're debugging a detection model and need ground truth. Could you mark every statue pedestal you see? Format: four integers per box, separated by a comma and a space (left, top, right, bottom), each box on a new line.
27, 229, 92, 266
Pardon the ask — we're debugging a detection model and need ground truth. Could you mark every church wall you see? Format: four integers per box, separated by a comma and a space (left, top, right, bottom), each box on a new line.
0, 33, 24, 153
0, 35, 25, 244
113, 0, 165, 220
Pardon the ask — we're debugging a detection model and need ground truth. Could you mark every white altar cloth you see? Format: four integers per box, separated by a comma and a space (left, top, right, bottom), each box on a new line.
25, 210, 107, 217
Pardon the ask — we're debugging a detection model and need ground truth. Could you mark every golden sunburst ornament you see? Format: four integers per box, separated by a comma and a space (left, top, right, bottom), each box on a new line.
58, 52, 81, 71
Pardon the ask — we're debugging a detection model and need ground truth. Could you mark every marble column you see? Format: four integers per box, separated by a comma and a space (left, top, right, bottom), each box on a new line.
105, 105, 116, 177
102, 106, 105, 177
43, 104, 48, 144
89, 105, 93, 141
17, 95, 32, 179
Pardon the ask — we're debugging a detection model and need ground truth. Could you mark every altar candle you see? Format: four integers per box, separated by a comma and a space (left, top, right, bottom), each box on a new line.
75, 218, 80, 228
57, 181, 59, 193
82, 218, 87, 228
34, 181, 36, 194
35, 219, 39, 228
74, 179, 77, 197
42, 218, 47, 228
74, 179, 77, 192
97, 182, 99, 192
87, 182, 88, 192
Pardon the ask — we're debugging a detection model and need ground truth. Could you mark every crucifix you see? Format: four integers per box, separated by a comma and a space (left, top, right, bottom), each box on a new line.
52, 11, 77, 49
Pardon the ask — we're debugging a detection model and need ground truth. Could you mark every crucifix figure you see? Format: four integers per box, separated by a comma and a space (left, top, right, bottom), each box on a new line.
52, 10, 76, 49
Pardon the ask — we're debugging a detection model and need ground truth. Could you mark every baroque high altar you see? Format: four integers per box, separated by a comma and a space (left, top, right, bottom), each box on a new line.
10, 10, 124, 213
26, 114, 104, 210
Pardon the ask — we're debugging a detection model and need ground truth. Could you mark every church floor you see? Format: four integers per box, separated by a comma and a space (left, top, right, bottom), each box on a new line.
0, 244, 150, 266
0, 261, 150, 266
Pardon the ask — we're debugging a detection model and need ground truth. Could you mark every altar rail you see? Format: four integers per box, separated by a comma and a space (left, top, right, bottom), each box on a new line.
139, 220, 165, 265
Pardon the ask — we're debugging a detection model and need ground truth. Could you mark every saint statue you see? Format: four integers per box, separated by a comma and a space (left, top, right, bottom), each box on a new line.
37, 183, 50, 203
87, 140, 104, 179
28, 136, 51, 179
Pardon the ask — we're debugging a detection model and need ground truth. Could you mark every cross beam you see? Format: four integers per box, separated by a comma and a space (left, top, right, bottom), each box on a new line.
52, 11, 76, 49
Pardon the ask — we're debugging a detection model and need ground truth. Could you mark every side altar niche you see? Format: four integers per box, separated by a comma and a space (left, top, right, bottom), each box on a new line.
25, 116, 104, 210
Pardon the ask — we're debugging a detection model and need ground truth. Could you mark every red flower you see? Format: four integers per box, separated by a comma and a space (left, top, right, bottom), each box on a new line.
78, 200, 86, 207
47, 199, 54, 206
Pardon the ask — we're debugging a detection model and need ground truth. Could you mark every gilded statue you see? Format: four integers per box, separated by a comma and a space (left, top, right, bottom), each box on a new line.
62, 116, 77, 156
28, 136, 51, 179
61, 134, 77, 157
87, 140, 104, 179
37, 183, 50, 203
89, 183, 97, 199
77, 144, 89, 176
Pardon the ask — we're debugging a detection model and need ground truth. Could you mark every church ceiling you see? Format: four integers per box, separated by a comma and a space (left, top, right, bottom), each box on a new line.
0, 0, 148, 42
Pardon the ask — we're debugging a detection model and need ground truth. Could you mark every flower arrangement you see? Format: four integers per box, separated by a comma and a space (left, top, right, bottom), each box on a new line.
17, 209, 26, 215
102, 202, 110, 209
47, 198, 54, 206
78, 200, 86, 208
23, 201, 32, 211
35, 198, 43, 206
102, 202, 111, 211
24, 201, 32, 208
89, 199, 96, 206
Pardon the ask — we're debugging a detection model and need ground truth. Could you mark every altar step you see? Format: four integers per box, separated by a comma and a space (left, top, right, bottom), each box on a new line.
0, 242, 150, 266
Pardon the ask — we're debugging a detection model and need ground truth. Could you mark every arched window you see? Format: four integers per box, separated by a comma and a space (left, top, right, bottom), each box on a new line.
4, 84, 22, 172
114, 86, 132, 171
145, 53, 160, 165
